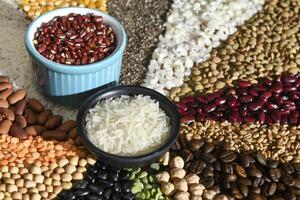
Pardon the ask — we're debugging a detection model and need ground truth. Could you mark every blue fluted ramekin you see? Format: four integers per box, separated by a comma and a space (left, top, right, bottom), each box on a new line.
25, 7, 126, 107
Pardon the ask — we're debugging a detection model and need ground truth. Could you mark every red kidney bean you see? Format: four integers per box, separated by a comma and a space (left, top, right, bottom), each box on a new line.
240, 95, 253, 103
261, 91, 272, 99
215, 97, 226, 105
204, 103, 217, 113
271, 111, 281, 123
227, 96, 237, 107
176, 75, 300, 125
271, 84, 283, 93
238, 81, 251, 88
258, 110, 265, 123
206, 91, 223, 102
243, 116, 256, 123
238, 88, 248, 96
283, 75, 297, 83
182, 96, 195, 104
34, 13, 116, 66
197, 96, 207, 104
180, 116, 194, 124
265, 101, 279, 110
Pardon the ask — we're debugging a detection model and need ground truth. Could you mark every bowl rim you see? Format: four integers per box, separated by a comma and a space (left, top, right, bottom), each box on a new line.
25, 7, 126, 74
76, 85, 180, 167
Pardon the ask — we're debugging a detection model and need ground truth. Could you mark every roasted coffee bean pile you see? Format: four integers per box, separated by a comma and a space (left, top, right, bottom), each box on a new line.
34, 13, 116, 65
170, 136, 300, 199
57, 161, 134, 200
0, 75, 81, 142
177, 74, 300, 125
180, 121, 300, 163
172, 0, 300, 100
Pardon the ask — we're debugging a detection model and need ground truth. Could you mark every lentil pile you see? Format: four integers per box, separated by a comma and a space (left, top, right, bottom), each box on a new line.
34, 13, 116, 65
108, 0, 171, 85
171, 0, 300, 100
19, 0, 107, 20
177, 75, 300, 125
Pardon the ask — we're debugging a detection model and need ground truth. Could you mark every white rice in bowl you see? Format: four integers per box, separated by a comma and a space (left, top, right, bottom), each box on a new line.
85, 95, 171, 156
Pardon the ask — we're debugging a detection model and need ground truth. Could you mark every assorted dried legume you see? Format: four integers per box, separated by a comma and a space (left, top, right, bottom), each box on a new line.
3, 0, 300, 199
0, 75, 82, 142
172, 0, 300, 100
34, 13, 116, 65
57, 161, 134, 200
19, 0, 107, 20
142, 0, 265, 96
177, 75, 300, 125
128, 167, 168, 200
0, 155, 95, 199
181, 121, 300, 163
167, 135, 300, 199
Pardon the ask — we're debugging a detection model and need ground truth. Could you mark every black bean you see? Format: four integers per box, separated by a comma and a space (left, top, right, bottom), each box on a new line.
86, 183, 104, 195
119, 171, 129, 180
87, 194, 103, 200
98, 180, 114, 189
121, 181, 132, 193
103, 189, 112, 200
123, 193, 135, 200
74, 189, 89, 197
113, 182, 122, 192
73, 180, 89, 189
97, 170, 108, 180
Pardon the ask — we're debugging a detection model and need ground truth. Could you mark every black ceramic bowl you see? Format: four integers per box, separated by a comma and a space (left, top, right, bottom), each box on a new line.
77, 85, 180, 168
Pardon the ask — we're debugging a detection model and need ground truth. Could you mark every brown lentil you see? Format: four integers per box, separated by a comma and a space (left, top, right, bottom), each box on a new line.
172, 0, 300, 100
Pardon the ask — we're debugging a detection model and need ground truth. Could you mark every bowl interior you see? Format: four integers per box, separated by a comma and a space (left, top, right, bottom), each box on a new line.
77, 86, 180, 167
26, 7, 125, 70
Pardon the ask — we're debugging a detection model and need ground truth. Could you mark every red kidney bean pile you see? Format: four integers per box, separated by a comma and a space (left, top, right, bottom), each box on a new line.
0, 75, 81, 142
34, 13, 116, 65
176, 74, 300, 125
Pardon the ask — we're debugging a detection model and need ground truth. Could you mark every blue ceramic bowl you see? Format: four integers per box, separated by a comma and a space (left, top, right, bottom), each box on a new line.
25, 7, 126, 107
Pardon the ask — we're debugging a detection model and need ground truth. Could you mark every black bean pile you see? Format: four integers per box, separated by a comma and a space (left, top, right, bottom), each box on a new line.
57, 161, 134, 200
171, 136, 300, 199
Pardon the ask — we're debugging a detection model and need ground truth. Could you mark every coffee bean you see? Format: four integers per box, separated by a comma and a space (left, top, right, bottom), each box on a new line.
200, 176, 214, 188
235, 165, 247, 178
281, 173, 295, 186
267, 160, 279, 168
248, 164, 263, 178
220, 151, 236, 163
256, 153, 267, 166
282, 163, 294, 174
240, 155, 255, 168
239, 184, 249, 198
263, 182, 277, 196
270, 168, 281, 182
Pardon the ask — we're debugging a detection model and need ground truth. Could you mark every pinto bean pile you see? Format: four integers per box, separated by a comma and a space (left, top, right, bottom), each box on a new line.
34, 13, 116, 65
0, 75, 81, 142
176, 75, 300, 125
